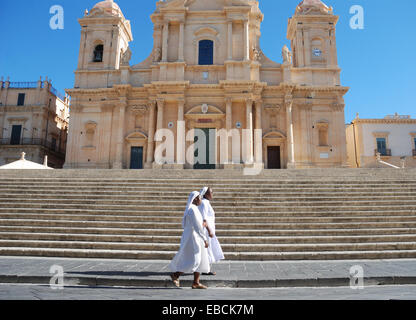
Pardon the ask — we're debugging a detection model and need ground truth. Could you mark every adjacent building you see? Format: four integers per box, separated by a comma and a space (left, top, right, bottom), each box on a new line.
0, 77, 70, 168
346, 114, 416, 168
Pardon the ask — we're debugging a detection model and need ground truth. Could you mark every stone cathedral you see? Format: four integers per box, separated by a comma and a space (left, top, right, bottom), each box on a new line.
65, 0, 349, 170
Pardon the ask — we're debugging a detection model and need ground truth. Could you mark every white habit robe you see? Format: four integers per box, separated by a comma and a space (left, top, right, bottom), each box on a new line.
169, 203, 210, 274
199, 198, 225, 264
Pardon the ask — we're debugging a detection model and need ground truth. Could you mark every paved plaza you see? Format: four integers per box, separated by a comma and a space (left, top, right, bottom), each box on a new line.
0, 256, 416, 300
1, 284, 416, 300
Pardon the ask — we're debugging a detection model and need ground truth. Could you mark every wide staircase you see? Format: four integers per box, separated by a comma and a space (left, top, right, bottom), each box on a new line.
0, 168, 416, 260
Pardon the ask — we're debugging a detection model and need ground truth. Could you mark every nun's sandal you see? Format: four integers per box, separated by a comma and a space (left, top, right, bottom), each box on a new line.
170, 274, 180, 288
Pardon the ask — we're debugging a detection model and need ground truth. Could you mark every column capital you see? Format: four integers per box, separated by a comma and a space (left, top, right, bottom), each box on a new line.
156, 98, 165, 107
225, 97, 233, 105
245, 98, 253, 106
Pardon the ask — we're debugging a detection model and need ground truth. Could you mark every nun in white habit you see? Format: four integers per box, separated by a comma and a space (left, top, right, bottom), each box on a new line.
170, 191, 210, 289
199, 187, 225, 275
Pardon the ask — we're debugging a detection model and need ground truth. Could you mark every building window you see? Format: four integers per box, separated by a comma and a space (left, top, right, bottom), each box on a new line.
93, 45, 104, 62
17, 93, 25, 106
10, 125, 22, 145
376, 137, 387, 155
413, 137, 416, 156
198, 40, 214, 65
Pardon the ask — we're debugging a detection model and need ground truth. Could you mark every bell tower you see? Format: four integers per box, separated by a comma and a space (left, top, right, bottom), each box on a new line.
75, 0, 133, 88
287, 0, 338, 70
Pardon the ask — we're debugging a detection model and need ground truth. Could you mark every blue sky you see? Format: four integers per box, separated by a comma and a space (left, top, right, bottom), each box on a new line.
0, 0, 415, 123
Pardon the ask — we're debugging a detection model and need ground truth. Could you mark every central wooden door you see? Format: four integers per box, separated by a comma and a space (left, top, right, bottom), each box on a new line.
267, 146, 281, 169
194, 128, 216, 169
130, 147, 143, 169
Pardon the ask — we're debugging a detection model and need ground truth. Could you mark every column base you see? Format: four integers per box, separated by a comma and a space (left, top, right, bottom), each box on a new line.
287, 162, 297, 169
112, 162, 123, 170
223, 163, 244, 170
144, 162, 153, 169
152, 162, 163, 169
163, 163, 185, 170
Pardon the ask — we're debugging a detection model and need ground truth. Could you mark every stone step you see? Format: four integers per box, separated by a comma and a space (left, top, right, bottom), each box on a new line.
2, 179, 416, 189
0, 218, 415, 231
1, 247, 416, 260
1, 239, 416, 253
1, 202, 415, 213
3, 189, 416, 198
2, 208, 415, 218
1, 213, 416, 224
3, 232, 416, 245
1, 225, 416, 237
3, 193, 416, 202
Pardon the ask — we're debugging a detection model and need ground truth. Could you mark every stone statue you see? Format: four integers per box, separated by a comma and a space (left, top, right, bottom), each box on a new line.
120, 47, 132, 66
282, 45, 292, 64
153, 47, 162, 63
252, 46, 261, 61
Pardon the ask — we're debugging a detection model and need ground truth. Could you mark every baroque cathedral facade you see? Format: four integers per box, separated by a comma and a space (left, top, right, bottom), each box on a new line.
65, 0, 349, 170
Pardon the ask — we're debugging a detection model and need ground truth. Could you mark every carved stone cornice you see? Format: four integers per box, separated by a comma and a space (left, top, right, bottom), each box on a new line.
264, 104, 281, 115
130, 105, 148, 116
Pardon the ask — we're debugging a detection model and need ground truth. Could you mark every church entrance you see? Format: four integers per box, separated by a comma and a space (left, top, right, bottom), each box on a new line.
267, 146, 281, 169
193, 128, 216, 170
130, 147, 143, 169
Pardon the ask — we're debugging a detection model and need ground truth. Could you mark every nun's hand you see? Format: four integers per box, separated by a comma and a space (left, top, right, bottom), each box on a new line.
204, 241, 209, 248
208, 232, 214, 238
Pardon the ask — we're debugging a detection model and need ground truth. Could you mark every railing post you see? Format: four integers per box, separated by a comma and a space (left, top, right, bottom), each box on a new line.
400, 157, 406, 169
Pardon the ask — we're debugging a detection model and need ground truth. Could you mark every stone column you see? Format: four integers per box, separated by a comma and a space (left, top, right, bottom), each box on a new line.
162, 22, 169, 62
154, 99, 165, 161
254, 100, 263, 164
178, 22, 185, 62
245, 99, 254, 163
177, 99, 185, 165
286, 97, 295, 168
227, 21, 233, 60
225, 98, 232, 164
243, 20, 249, 61
146, 101, 156, 167
113, 100, 126, 169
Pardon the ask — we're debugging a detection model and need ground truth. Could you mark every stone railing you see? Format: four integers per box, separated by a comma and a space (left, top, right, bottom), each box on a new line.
0, 138, 66, 156
375, 152, 405, 169
9, 82, 40, 89
374, 149, 391, 157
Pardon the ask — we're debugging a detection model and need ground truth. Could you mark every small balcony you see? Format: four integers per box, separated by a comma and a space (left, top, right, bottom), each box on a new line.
374, 149, 392, 157
0, 138, 66, 157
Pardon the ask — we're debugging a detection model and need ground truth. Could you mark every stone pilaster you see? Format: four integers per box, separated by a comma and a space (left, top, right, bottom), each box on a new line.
145, 101, 156, 168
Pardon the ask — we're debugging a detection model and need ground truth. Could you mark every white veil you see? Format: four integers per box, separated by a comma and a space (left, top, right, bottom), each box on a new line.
182, 191, 200, 228
200, 187, 208, 198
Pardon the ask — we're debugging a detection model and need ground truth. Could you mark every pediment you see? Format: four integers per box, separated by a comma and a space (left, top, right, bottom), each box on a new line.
263, 131, 286, 140
125, 131, 148, 141
194, 26, 219, 37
